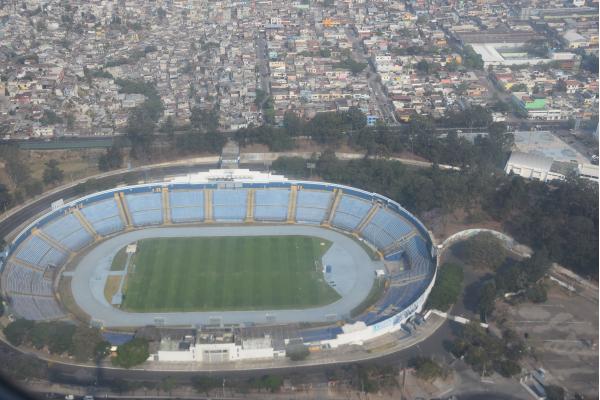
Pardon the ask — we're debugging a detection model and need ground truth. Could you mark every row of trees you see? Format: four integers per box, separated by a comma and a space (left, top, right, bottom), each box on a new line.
234, 107, 368, 151
4, 319, 110, 362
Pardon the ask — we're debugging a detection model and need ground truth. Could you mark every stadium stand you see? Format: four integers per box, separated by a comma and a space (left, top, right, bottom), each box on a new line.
295, 190, 333, 224
4, 180, 436, 331
361, 208, 413, 249
331, 194, 372, 231
34, 297, 66, 319
213, 189, 247, 221
80, 198, 125, 235
254, 189, 290, 221
14, 236, 67, 268
124, 192, 164, 226
42, 213, 93, 251
169, 190, 205, 223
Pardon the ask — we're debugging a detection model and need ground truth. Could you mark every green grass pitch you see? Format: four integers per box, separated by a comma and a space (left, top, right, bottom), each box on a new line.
120, 235, 340, 312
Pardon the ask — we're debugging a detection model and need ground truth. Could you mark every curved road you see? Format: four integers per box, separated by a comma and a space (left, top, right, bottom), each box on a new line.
71, 225, 378, 327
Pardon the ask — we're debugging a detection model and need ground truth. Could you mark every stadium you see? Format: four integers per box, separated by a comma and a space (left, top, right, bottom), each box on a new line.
1, 169, 437, 357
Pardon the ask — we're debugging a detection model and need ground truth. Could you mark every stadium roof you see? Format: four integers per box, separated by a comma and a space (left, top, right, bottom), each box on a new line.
171, 169, 287, 183
506, 151, 554, 173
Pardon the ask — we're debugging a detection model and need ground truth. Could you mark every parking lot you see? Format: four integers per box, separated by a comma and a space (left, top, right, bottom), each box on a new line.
498, 280, 599, 397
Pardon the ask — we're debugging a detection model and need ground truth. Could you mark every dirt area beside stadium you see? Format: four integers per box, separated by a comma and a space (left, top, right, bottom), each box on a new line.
496, 281, 599, 397
421, 208, 504, 242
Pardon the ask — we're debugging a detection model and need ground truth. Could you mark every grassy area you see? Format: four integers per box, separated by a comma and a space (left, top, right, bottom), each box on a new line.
110, 247, 128, 271
350, 277, 386, 318
103, 275, 123, 303
121, 235, 340, 312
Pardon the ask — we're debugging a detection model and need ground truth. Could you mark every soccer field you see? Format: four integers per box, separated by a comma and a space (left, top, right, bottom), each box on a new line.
120, 235, 340, 312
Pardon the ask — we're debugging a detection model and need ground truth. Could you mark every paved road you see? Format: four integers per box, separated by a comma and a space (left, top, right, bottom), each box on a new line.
71, 225, 378, 327
255, 33, 270, 96
345, 27, 398, 125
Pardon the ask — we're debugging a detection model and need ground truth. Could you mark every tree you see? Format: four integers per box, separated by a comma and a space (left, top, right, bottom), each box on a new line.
581, 53, 598, 73
344, 106, 366, 130
112, 338, 149, 368
24, 180, 43, 198
510, 83, 528, 93
478, 280, 497, 319
70, 325, 105, 361
526, 283, 547, 303
544, 385, 566, 400
425, 263, 463, 311
410, 357, 447, 381
283, 111, 305, 136
416, 59, 431, 75
495, 359, 521, 377
94, 340, 112, 360
286, 344, 310, 361
0, 184, 12, 211
160, 376, 177, 395
98, 145, 124, 172
191, 376, 220, 395
127, 107, 156, 159
190, 106, 219, 133
42, 159, 64, 185
461, 45, 484, 70
159, 116, 175, 136
3, 319, 34, 346
523, 39, 549, 58
334, 58, 367, 75
0, 145, 31, 186
40, 109, 63, 126
37, 322, 76, 354
157, 7, 167, 21
456, 233, 507, 270
552, 79, 567, 93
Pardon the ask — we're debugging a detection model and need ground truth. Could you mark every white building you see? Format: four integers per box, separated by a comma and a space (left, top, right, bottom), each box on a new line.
154, 330, 284, 363
504, 151, 565, 182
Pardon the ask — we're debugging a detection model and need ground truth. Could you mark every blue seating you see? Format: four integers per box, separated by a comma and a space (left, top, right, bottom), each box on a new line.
213, 189, 247, 221
254, 189, 290, 221
5, 264, 34, 293
10, 294, 44, 320
42, 213, 93, 251
15, 236, 66, 268
362, 208, 413, 250
39, 246, 68, 268
80, 198, 124, 235
295, 190, 332, 224
331, 195, 371, 231
403, 236, 432, 277
125, 192, 164, 226
33, 297, 65, 319
300, 326, 343, 343
14, 236, 52, 266
169, 190, 204, 223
